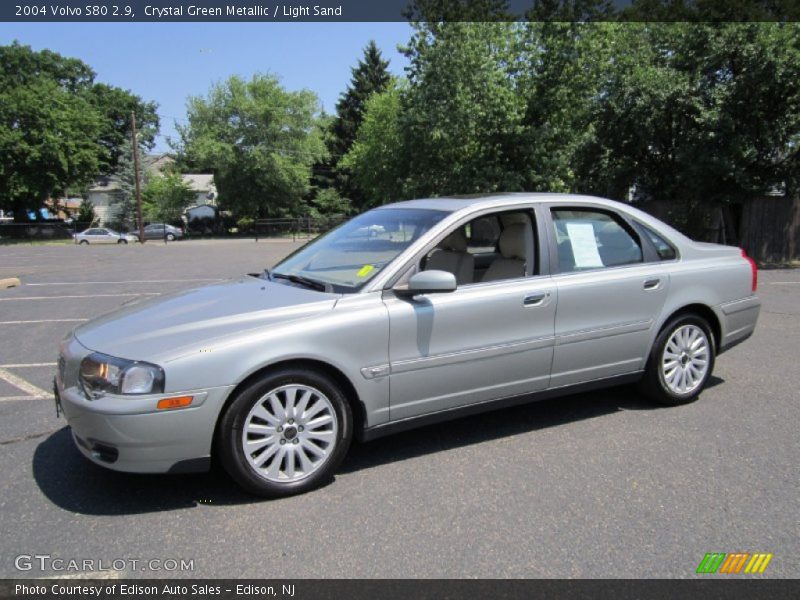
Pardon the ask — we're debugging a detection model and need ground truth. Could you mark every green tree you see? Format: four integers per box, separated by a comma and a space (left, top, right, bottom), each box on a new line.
108, 139, 148, 230
514, 21, 611, 192
340, 85, 408, 206
88, 84, 159, 175
306, 187, 352, 219
331, 41, 391, 209
142, 172, 195, 224
0, 42, 159, 220
401, 22, 526, 197
176, 74, 327, 218
0, 76, 102, 220
76, 197, 96, 225
577, 23, 800, 233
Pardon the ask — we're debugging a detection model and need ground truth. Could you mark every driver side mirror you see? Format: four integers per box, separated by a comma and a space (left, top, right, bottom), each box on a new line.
394, 270, 457, 297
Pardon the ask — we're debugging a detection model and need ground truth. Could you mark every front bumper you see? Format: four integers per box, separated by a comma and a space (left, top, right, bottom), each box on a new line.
56, 335, 233, 474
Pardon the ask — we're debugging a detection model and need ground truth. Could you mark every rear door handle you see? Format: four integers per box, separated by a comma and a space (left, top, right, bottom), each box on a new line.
643, 278, 661, 290
523, 292, 546, 306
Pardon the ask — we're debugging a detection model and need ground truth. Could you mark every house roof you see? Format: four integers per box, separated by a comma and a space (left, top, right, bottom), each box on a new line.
88, 154, 214, 195
88, 154, 176, 192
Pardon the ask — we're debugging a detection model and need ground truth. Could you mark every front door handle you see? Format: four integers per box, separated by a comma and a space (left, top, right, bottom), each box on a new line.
523, 292, 546, 306
643, 278, 661, 290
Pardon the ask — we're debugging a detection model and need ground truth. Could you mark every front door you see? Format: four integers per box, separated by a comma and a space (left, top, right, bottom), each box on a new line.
383, 208, 556, 421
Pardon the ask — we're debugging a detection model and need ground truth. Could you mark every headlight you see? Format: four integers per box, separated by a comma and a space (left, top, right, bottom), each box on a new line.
79, 352, 165, 398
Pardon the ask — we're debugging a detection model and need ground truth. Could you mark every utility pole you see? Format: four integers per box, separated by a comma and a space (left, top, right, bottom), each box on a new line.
131, 112, 145, 244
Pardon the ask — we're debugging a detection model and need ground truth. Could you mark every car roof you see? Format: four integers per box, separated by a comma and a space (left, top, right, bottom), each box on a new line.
377, 193, 629, 213
374, 192, 692, 246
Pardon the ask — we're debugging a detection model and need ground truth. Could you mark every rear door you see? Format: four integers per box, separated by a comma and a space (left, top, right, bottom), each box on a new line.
546, 205, 670, 387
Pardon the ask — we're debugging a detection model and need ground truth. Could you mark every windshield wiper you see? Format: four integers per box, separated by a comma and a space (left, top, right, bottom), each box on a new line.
246, 268, 272, 281
272, 272, 331, 292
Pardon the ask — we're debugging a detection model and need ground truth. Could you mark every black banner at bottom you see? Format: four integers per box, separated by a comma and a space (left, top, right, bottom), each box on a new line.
2, 579, 799, 600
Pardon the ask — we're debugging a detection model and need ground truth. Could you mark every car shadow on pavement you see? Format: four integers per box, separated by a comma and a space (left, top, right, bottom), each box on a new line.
340, 379, 724, 474
33, 378, 723, 514
32, 428, 258, 515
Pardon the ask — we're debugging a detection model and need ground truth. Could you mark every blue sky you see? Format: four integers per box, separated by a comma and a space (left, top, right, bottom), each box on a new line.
0, 23, 412, 151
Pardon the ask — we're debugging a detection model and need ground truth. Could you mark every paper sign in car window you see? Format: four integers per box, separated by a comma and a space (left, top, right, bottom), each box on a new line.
356, 265, 375, 278
566, 222, 604, 268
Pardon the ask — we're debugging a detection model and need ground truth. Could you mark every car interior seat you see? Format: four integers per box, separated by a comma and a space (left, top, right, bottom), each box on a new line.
482, 223, 532, 282
425, 228, 475, 285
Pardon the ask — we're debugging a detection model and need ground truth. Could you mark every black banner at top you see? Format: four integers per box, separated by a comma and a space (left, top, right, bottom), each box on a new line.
2, 0, 799, 23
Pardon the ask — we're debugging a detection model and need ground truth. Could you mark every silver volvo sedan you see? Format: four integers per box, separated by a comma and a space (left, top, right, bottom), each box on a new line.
55, 194, 761, 497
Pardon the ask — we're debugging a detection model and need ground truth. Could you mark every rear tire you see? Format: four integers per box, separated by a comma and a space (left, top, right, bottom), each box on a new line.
118, 239, 127, 244
640, 314, 716, 406
218, 367, 352, 497
166, 233, 176, 241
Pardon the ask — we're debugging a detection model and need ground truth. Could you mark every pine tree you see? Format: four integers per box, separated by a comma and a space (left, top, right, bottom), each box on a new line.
330, 41, 391, 209
76, 197, 96, 225
110, 138, 147, 230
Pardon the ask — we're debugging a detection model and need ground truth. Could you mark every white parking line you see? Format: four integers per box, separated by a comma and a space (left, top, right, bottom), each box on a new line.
0, 368, 50, 398
0, 395, 49, 402
26, 278, 223, 286
0, 293, 160, 301
0, 319, 88, 324
769, 281, 800, 284
0, 362, 56, 368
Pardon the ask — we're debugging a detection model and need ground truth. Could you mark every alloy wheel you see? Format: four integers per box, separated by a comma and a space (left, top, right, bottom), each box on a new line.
241, 384, 338, 483
661, 324, 710, 394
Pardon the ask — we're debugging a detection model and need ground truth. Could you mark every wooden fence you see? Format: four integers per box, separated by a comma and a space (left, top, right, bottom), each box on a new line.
639, 196, 800, 263
739, 196, 800, 263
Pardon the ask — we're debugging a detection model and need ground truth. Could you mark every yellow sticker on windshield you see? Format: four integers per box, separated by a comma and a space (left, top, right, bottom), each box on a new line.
357, 265, 375, 278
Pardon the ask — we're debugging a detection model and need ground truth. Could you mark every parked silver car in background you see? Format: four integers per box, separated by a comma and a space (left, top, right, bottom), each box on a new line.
136, 223, 184, 241
74, 228, 137, 245
55, 194, 760, 497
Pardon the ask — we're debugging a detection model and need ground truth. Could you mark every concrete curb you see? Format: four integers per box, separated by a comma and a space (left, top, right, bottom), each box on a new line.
0, 277, 21, 289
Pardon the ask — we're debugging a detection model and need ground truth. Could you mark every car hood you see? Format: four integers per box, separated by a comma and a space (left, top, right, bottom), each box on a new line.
74, 277, 338, 362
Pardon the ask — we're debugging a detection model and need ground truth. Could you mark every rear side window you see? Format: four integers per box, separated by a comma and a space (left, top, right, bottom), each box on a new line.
552, 209, 643, 272
640, 224, 677, 260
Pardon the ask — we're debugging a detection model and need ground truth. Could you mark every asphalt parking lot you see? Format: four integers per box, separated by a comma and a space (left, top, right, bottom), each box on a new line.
0, 239, 797, 579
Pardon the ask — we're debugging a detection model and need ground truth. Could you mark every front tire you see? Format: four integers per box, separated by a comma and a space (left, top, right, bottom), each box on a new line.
79, 239, 89, 245
118, 239, 128, 244
218, 368, 352, 497
640, 314, 716, 406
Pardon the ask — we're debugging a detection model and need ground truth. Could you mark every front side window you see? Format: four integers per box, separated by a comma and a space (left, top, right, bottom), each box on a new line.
552, 208, 643, 272
273, 208, 448, 293
422, 210, 537, 284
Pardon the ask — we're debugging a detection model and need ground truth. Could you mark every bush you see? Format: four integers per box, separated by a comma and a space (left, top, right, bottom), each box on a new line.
236, 216, 255, 233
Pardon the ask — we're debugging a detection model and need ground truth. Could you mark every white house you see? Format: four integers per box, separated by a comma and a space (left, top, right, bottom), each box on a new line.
86, 154, 216, 226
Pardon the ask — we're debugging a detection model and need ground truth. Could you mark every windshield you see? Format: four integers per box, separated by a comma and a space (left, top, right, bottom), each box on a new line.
272, 208, 448, 293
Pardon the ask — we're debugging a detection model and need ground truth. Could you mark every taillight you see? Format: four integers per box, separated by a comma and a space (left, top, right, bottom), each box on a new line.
741, 248, 757, 292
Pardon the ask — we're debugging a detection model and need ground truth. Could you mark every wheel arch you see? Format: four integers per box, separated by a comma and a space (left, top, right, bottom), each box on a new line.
212, 358, 367, 456
658, 303, 722, 350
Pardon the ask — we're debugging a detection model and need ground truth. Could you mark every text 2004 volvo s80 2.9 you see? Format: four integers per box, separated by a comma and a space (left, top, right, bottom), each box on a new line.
55, 194, 760, 496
